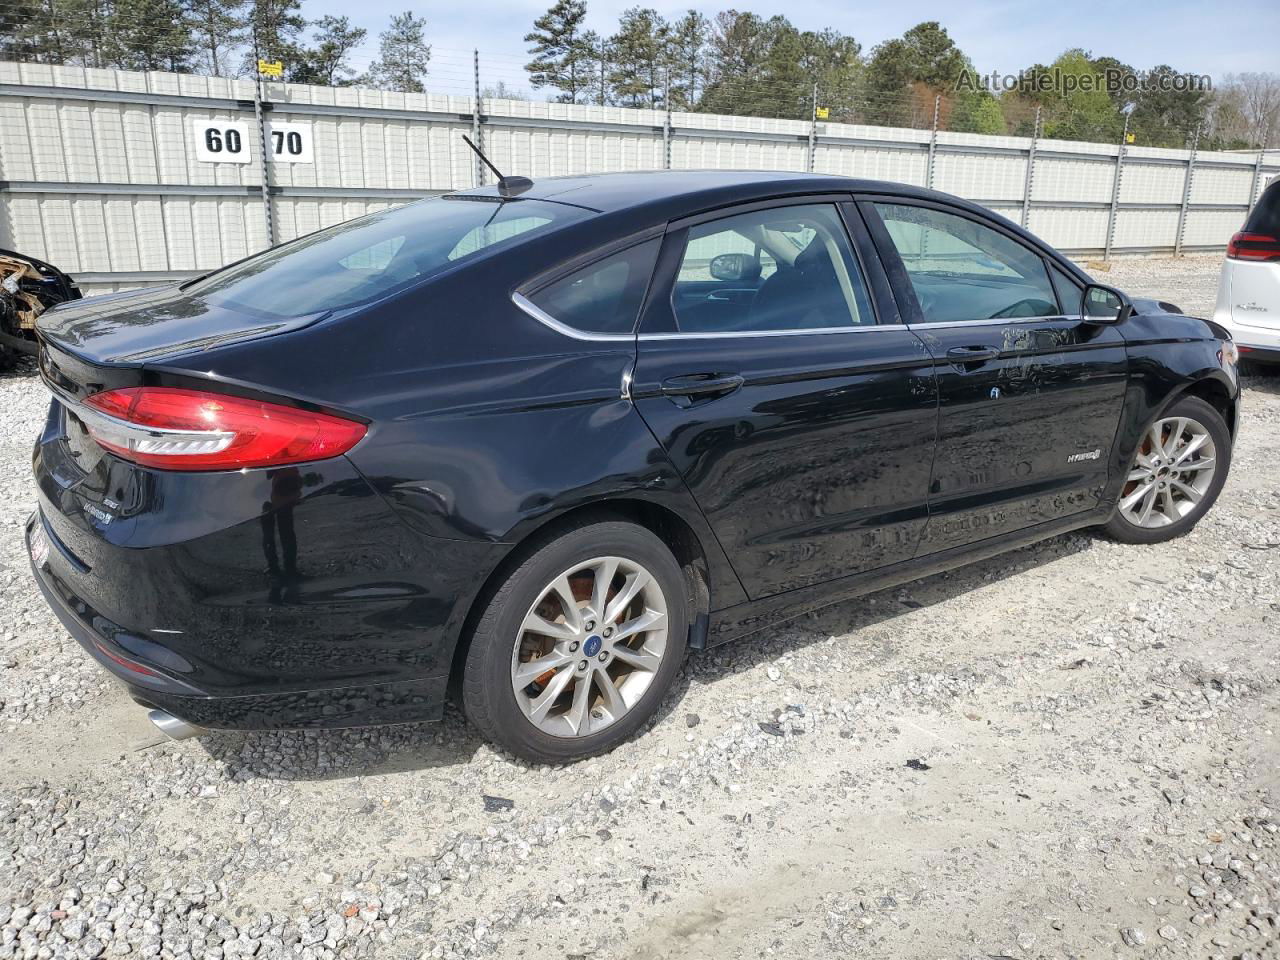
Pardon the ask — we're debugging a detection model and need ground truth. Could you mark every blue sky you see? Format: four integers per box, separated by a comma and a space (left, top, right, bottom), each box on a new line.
312, 0, 1280, 97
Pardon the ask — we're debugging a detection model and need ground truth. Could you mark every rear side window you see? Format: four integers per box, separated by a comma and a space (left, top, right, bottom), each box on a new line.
527, 240, 661, 335
1244, 180, 1280, 236
669, 203, 875, 334
185, 197, 589, 319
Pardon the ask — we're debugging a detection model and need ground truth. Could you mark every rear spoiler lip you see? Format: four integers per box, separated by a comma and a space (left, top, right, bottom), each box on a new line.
36, 332, 371, 427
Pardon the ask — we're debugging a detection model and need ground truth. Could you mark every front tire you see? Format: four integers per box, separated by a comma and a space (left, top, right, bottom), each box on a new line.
461, 519, 689, 763
1102, 395, 1231, 544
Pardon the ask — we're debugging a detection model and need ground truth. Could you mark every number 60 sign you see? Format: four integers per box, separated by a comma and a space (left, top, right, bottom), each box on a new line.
192, 120, 251, 163
191, 119, 313, 164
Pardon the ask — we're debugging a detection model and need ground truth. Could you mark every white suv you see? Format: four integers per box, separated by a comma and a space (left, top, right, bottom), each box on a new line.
1214, 177, 1280, 365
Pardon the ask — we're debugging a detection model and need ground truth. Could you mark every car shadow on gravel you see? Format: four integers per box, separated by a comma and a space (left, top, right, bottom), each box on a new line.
196, 528, 1096, 782
0, 356, 38, 381
648, 527, 1097, 722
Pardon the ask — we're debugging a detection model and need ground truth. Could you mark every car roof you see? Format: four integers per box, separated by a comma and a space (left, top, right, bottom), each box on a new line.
449, 170, 956, 221
445, 170, 1090, 287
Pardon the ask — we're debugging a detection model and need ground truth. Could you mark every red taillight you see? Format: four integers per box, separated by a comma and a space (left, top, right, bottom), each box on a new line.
80, 387, 366, 471
1226, 231, 1280, 261
92, 640, 160, 677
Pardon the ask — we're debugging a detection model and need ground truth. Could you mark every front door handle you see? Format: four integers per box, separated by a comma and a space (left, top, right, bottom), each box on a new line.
946, 345, 1001, 365
660, 373, 745, 399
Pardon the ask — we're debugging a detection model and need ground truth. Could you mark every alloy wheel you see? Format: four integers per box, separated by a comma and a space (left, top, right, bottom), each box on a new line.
510, 556, 669, 738
1118, 415, 1217, 529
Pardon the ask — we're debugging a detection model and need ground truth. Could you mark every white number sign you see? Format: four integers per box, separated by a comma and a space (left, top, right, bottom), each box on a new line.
265, 121, 314, 163
192, 120, 251, 163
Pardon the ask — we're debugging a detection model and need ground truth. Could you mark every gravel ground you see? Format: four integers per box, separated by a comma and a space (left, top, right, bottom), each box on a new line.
2, 254, 1278, 960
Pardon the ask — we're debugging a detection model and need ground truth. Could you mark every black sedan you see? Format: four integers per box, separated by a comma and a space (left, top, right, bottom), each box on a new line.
27, 170, 1238, 762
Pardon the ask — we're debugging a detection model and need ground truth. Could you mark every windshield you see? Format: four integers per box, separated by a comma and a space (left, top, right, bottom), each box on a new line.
185, 196, 589, 318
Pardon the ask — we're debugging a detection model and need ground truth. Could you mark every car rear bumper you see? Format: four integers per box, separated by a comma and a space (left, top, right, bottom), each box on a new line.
26, 387, 511, 732
26, 511, 452, 730
1236, 343, 1280, 365
1216, 312, 1280, 353
25, 395, 511, 731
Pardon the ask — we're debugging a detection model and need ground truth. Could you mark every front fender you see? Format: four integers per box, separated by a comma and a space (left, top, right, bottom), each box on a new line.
1104, 311, 1238, 507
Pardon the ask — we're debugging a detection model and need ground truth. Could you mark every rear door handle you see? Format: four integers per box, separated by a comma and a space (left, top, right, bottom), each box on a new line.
946, 345, 1001, 365
660, 373, 744, 399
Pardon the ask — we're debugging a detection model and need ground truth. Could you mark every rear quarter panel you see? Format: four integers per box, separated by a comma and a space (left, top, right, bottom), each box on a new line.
172, 260, 749, 619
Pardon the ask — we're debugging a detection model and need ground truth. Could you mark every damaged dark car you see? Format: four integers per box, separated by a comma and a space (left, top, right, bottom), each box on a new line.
25, 171, 1239, 763
0, 249, 81, 368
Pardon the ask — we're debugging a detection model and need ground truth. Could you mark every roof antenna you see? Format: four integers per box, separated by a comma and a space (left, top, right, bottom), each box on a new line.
462, 135, 533, 197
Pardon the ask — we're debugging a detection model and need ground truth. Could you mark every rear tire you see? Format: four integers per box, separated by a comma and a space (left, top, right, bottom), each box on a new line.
461, 519, 688, 763
1102, 395, 1231, 544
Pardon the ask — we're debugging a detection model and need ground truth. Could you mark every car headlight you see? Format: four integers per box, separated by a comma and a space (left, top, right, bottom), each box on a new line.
1219, 340, 1239, 369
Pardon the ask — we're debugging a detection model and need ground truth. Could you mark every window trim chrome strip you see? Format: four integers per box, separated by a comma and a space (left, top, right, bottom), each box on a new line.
512, 290, 904, 342
904, 313, 1090, 329
637, 324, 900, 341
513, 289, 1099, 343
511, 292, 636, 343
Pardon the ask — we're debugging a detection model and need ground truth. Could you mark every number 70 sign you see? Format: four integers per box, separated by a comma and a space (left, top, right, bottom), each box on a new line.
191, 119, 313, 164
265, 121, 314, 163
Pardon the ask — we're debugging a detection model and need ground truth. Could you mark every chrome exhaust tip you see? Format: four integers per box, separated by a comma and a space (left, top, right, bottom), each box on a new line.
147, 708, 204, 741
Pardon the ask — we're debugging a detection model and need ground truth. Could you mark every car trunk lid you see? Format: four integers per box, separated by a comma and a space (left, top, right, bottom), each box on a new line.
34, 288, 331, 531
36, 283, 329, 366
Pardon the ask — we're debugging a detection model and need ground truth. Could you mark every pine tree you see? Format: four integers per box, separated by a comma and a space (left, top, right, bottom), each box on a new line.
1, 0, 45, 61
187, 0, 246, 76
699, 10, 771, 115
245, 0, 305, 74
368, 11, 431, 93
757, 19, 809, 118
799, 29, 861, 121
666, 10, 707, 109
111, 0, 194, 71
608, 7, 668, 108
899, 21, 966, 90
292, 15, 366, 86
58, 0, 116, 67
524, 0, 591, 104
1131, 63, 1213, 148
579, 30, 611, 106
14, 0, 76, 62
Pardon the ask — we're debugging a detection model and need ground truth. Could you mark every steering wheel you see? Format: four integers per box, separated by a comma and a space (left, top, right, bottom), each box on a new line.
989, 297, 1055, 320
913, 286, 938, 319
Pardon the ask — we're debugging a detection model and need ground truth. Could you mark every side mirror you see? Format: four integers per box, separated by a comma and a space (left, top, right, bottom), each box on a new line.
708, 253, 761, 283
1081, 282, 1134, 324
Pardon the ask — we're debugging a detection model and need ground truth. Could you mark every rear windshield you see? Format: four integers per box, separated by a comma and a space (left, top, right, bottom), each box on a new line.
1244, 179, 1280, 236
185, 196, 589, 318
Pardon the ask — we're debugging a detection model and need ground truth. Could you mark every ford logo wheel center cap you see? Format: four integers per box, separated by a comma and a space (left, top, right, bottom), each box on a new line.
583, 635, 602, 657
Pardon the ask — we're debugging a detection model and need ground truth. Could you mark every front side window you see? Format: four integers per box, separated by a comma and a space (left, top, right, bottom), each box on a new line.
669, 203, 875, 334
1047, 261, 1083, 315
872, 203, 1059, 323
527, 240, 660, 335
185, 197, 589, 319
